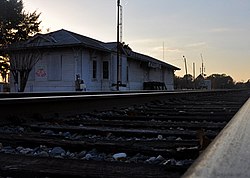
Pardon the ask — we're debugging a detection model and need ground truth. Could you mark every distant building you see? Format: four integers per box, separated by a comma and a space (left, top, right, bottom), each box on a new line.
9, 29, 180, 92
195, 74, 211, 90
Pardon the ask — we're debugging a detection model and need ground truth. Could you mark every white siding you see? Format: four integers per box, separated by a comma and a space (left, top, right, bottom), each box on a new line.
120, 55, 128, 85
127, 60, 146, 90
12, 48, 176, 92
110, 54, 117, 85
148, 68, 162, 82
81, 50, 90, 86
165, 68, 175, 91
62, 54, 75, 82
24, 51, 76, 92
48, 54, 62, 81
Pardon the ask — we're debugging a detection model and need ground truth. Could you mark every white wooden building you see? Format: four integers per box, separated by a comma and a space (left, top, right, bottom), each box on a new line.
10, 29, 180, 92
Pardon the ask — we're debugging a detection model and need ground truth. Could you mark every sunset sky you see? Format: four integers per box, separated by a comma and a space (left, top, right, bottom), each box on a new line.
23, 0, 250, 82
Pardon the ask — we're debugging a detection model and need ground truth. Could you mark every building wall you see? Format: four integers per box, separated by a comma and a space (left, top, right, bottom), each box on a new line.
87, 52, 112, 91
110, 53, 128, 91
165, 68, 175, 91
148, 68, 163, 82
20, 48, 112, 92
126, 59, 175, 91
23, 49, 76, 92
10, 48, 176, 92
127, 59, 146, 90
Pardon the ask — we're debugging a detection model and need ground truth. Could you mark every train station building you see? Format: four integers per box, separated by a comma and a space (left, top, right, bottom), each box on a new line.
8, 29, 180, 92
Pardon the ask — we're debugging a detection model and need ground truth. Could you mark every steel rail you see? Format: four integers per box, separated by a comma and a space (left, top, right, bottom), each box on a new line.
0, 89, 249, 177
0, 90, 248, 120
183, 98, 250, 178
0, 91, 177, 119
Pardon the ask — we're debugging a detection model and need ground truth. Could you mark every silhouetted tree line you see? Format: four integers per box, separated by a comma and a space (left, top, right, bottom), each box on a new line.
174, 73, 250, 90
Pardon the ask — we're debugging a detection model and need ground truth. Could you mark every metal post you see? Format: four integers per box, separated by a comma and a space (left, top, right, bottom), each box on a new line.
193, 62, 195, 81
183, 56, 188, 85
116, 0, 120, 91
193, 62, 196, 89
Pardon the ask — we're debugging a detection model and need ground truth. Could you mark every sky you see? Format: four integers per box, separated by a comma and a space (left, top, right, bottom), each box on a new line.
23, 0, 250, 82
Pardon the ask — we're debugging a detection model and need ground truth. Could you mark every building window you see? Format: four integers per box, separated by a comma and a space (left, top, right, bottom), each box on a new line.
103, 61, 109, 79
92, 60, 97, 79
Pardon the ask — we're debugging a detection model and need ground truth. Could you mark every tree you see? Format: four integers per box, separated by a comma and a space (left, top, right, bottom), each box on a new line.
0, 56, 9, 82
0, 0, 41, 46
235, 79, 250, 89
206, 74, 235, 89
0, 0, 23, 46
246, 80, 250, 88
174, 74, 194, 89
0, 0, 41, 91
9, 46, 41, 92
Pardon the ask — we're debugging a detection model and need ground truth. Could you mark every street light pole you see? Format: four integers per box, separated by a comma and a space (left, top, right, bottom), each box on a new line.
183, 56, 188, 85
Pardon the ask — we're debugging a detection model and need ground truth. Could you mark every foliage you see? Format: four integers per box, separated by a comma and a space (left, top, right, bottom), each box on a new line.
0, 0, 23, 47
235, 80, 250, 89
0, 0, 41, 91
174, 73, 248, 90
174, 74, 194, 89
206, 74, 235, 89
0, 0, 41, 46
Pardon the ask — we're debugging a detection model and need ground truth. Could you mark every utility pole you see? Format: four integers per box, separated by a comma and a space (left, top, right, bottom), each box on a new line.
200, 53, 205, 77
116, 0, 120, 91
183, 56, 188, 85
193, 62, 196, 89
193, 62, 195, 81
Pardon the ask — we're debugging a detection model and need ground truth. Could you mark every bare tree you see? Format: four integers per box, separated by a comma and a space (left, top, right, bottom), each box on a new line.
10, 46, 41, 92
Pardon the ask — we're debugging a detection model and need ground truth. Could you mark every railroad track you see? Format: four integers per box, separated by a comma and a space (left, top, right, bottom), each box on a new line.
0, 90, 249, 177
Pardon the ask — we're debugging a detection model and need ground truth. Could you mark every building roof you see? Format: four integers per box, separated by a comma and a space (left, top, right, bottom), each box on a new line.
104, 42, 180, 70
9, 29, 110, 52
8, 29, 180, 70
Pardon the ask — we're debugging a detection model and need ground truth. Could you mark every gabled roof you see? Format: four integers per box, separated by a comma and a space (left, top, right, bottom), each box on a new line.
8, 29, 180, 70
9, 29, 110, 52
195, 74, 205, 80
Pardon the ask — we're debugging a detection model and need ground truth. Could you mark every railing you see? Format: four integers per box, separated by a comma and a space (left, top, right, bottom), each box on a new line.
183, 98, 250, 178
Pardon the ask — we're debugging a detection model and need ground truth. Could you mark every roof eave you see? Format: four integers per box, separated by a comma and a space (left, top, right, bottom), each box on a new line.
5, 43, 111, 53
